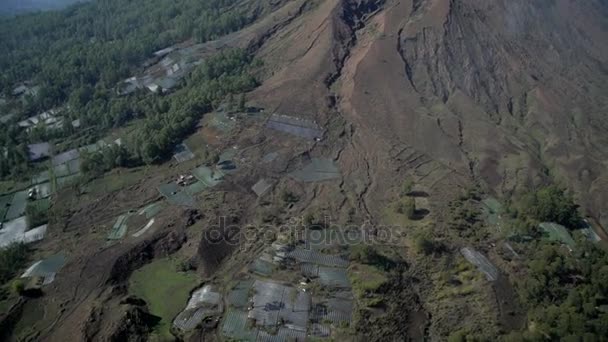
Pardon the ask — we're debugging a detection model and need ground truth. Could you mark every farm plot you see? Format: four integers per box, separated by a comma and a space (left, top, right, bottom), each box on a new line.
265, 114, 323, 140
460, 247, 499, 281
173, 143, 195, 163
539, 222, 576, 248
21, 254, 66, 285
290, 158, 340, 182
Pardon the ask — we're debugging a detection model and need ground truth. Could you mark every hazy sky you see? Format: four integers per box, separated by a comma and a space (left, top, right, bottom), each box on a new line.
0, 0, 89, 15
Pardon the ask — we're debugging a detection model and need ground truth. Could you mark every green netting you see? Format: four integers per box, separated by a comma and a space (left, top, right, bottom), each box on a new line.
32, 170, 51, 184
57, 174, 80, 188
218, 148, 237, 164
539, 222, 576, 248
158, 183, 196, 206
173, 143, 195, 163
5, 190, 28, 221
22, 254, 66, 278
174, 191, 195, 206
185, 181, 207, 195
248, 258, 274, 277
0, 194, 13, 221
158, 183, 179, 197
192, 166, 223, 187
460, 247, 499, 281
66, 158, 81, 174
53, 163, 72, 178
137, 202, 164, 219
107, 213, 131, 240
482, 197, 503, 213
302, 264, 351, 288
580, 221, 601, 243
228, 280, 253, 308
482, 197, 503, 226
290, 158, 340, 182
261, 152, 278, 163
221, 309, 257, 341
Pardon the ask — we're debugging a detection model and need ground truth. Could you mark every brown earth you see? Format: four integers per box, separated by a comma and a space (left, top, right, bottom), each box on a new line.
4, 0, 607, 340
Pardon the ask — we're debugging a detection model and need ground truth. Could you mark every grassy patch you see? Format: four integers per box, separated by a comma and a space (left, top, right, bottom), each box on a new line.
434, 258, 483, 301
348, 263, 388, 304
129, 257, 198, 340
84, 168, 144, 195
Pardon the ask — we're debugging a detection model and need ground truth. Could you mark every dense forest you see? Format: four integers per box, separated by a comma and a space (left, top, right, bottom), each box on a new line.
0, 0, 253, 97
505, 187, 608, 340
0, 0, 260, 179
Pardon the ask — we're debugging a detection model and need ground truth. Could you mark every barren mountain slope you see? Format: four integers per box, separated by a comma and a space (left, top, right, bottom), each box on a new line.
250, 0, 608, 228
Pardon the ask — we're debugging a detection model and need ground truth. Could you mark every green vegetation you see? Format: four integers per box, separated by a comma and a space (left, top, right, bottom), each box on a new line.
0, 0, 260, 179
348, 263, 388, 305
514, 185, 582, 228
0, 243, 29, 285
280, 190, 299, 204
11, 279, 25, 295
25, 198, 50, 227
129, 257, 198, 340
511, 241, 608, 340
126, 49, 258, 164
502, 185, 608, 340
412, 233, 443, 256
0, 0, 253, 106
349, 245, 396, 271
80, 144, 131, 178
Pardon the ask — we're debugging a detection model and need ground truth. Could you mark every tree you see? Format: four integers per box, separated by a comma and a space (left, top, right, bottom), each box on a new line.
281, 190, 299, 204
237, 93, 246, 112
11, 279, 25, 296
0, 243, 29, 285
404, 197, 416, 219
413, 235, 438, 255
521, 185, 582, 228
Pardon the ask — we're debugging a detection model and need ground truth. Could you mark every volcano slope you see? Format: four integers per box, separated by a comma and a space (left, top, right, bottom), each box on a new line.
251, 0, 608, 227
2, 0, 608, 341
246, 0, 608, 338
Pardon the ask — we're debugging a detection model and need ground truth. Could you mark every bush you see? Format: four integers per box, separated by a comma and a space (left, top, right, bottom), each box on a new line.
400, 178, 414, 196
349, 246, 396, 271
303, 212, 324, 229
80, 144, 131, 178
11, 279, 25, 295
395, 197, 416, 219
281, 190, 299, 204
520, 185, 582, 228
0, 243, 29, 285
413, 235, 439, 255
25, 199, 49, 228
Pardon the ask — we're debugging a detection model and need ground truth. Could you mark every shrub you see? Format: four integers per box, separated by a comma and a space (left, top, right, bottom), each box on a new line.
413, 235, 437, 255
11, 279, 25, 295
520, 185, 582, 228
281, 190, 299, 204
0, 243, 29, 285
